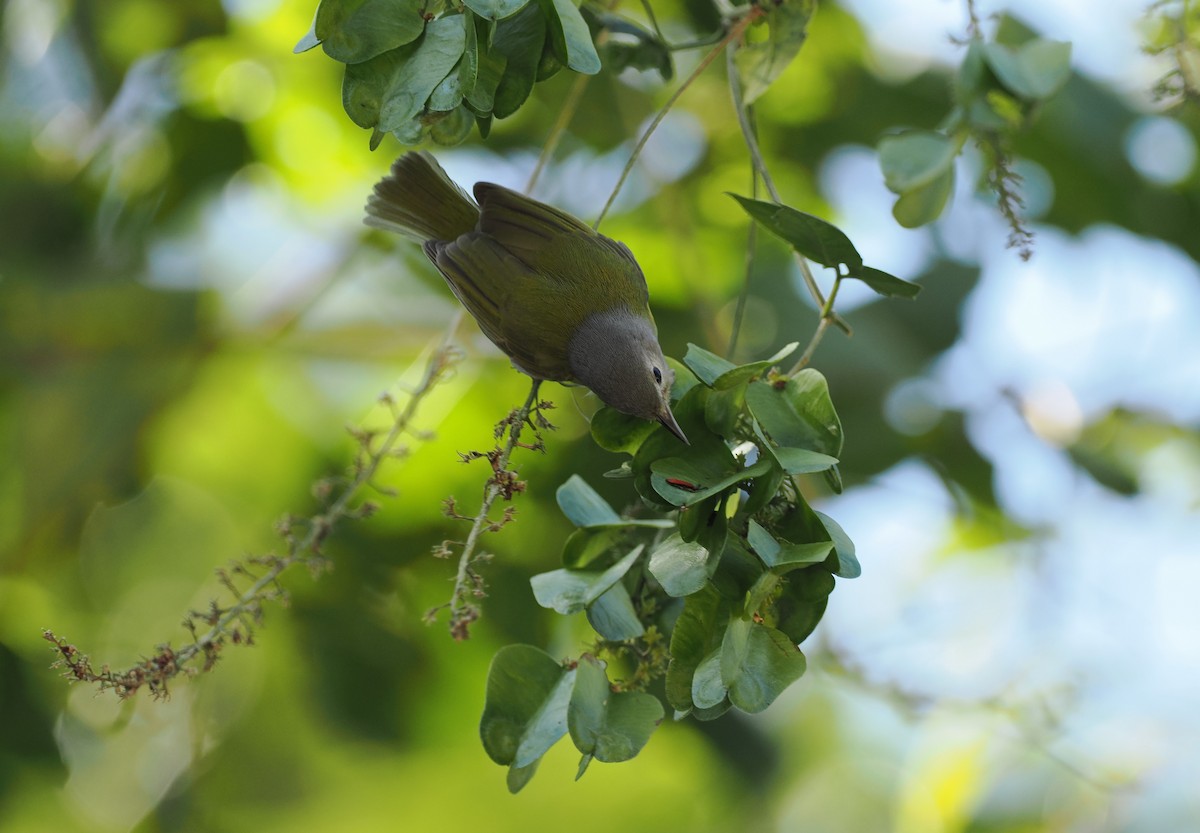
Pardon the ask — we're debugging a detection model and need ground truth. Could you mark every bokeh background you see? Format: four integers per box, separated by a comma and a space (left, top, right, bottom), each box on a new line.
2, 0, 1199, 830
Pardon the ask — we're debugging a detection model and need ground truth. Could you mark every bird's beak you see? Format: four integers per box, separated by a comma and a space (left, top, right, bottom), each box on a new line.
658, 406, 689, 445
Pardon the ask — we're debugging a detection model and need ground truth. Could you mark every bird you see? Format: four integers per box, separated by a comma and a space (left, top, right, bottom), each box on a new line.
365, 151, 687, 444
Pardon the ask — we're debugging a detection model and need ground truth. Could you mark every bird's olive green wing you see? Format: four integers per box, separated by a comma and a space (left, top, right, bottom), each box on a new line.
425, 232, 580, 380
473, 183, 651, 314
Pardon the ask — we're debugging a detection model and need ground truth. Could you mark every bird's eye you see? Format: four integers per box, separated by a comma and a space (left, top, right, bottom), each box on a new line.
652, 366, 663, 384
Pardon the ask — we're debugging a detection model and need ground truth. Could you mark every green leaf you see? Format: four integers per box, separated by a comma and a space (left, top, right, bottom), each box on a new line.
847, 266, 922, 299
746, 520, 833, 573
293, 10, 321, 53
703, 385, 744, 438
730, 195, 863, 273
771, 446, 839, 474
878, 129, 958, 193
480, 645, 575, 770
463, 0, 532, 20
530, 545, 643, 614
666, 356, 700, 400
586, 583, 644, 640
746, 370, 843, 458
591, 406, 657, 455
429, 104, 474, 146
317, 0, 427, 64
682, 343, 737, 387
492, 2, 547, 118
562, 527, 620, 569
538, 0, 601, 74
568, 656, 663, 769
719, 619, 807, 713
814, 510, 860, 578
891, 166, 955, 228
342, 16, 466, 136
711, 342, 799, 390
665, 583, 727, 711
650, 456, 771, 507
773, 568, 834, 643
428, 63, 464, 111
506, 759, 539, 793
648, 533, 711, 597
557, 474, 621, 527
597, 14, 673, 81
982, 39, 1072, 100
734, 0, 814, 104
690, 648, 727, 709
463, 13, 507, 114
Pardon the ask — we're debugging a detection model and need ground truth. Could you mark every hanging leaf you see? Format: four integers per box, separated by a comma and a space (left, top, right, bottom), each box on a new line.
719, 618, 807, 713
982, 38, 1072, 101
463, 0, 532, 20
730, 195, 863, 273
530, 545, 643, 614
585, 583, 644, 640
734, 0, 815, 104
648, 533, 713, 598
492, 2, 548, 118
317, 0, 427, 64
745, 370, 843, 458
568, 656, 663, 776
665, 583, 728, 712
538, 0, 601, 74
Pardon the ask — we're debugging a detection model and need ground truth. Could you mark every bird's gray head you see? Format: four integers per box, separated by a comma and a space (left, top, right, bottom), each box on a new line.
567, 308, 687, 443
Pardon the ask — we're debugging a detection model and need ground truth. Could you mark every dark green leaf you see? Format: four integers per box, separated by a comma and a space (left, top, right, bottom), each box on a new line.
586, 582, 644, 640
648, 533, 711, 597
711, 342, 799, 390
651, 456, 771, 507
730, 195, 863, 272
720, 618, 807, 713
704, 385, 744, 438
773, 568, 834, 643
492, 2, 547, 118
429, 104, 474, 145
428, 63, 464, 111
562, 527, 622, 569
506, 759, 539, 793
746, 519, 833, 573
568, 656, 663, 766
734, 0, 814, 104
464, 13, 507, 114
463, 0, 532, 20
538, 0, 601, 74
847, 266, 922, 299
530, 545, 643, 614
665, 583, 727, 711
710, 534, 764, 600
480, 644, 575, 768
318, 0, 427, 64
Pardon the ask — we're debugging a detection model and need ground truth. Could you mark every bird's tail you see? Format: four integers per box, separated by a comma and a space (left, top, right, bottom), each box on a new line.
364, 152, 479, 243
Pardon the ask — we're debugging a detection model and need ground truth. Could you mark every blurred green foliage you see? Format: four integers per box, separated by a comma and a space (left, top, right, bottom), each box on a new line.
2, 0, 1199, 829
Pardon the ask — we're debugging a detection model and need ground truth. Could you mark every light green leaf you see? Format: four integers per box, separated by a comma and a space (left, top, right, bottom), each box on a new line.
557, 474, 621, 527
771, 446, 839, 474
982, 39, 1072, 100
691, 648, 727, 709
568, 656, 663, 768
586, 582, 645, 640
591, 406, 658, 455
317, 0, 427, 64
891, 167, 955, 228
847, 266, 922, 299
878, 129, 958, 193
746, 520, 833, 573
530, 545, 643, 614
648, 533, 711, 597
293, 10, 321, 53
719, 618, 807, 713
730, 195, 863, 272
734, 0, 814, 104
711, 342, 799, 390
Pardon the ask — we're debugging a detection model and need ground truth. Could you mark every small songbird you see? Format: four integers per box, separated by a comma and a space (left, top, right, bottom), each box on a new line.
365, 152, 687, 443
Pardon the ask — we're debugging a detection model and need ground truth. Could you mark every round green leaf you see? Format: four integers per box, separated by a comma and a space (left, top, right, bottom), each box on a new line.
719, 619, 807, 713
746, 371, 843, 458
463, 0, 532, 20
586, 583, 644, 640
982, 39, 1072, 100
878, 129, 958, 193
480, 644, 574, 766
317, 0, 427, 64
568, 656, 663, 766
891, 166, 955, 228
648, 533, 711, 597
591, 406, 657, 454
557, 474, 621, 527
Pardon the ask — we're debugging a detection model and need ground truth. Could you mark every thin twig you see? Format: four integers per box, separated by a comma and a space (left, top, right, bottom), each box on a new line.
789, 277, 841, 374
444, 378, 544, 640
594, 7, 763, 230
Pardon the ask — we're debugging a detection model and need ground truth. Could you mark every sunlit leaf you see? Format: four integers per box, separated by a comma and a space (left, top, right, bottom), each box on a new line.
557, 474, 621, 527
847, 266, 921, 299
890, 166, 955, 228
711, 342, 799, 390
878, 129, 958, 193
734, 0, 814, 104
530, 545, 643, 614
682, 343, 736, 387
317, 0, 427, 64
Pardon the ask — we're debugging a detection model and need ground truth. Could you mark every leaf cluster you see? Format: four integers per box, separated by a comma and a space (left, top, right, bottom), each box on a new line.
877, 19, 1071, 237
481, 343, 859, 790
295, 0, 673, 148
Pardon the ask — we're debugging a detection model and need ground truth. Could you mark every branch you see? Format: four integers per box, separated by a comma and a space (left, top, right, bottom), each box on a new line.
43, 316, 465, 697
